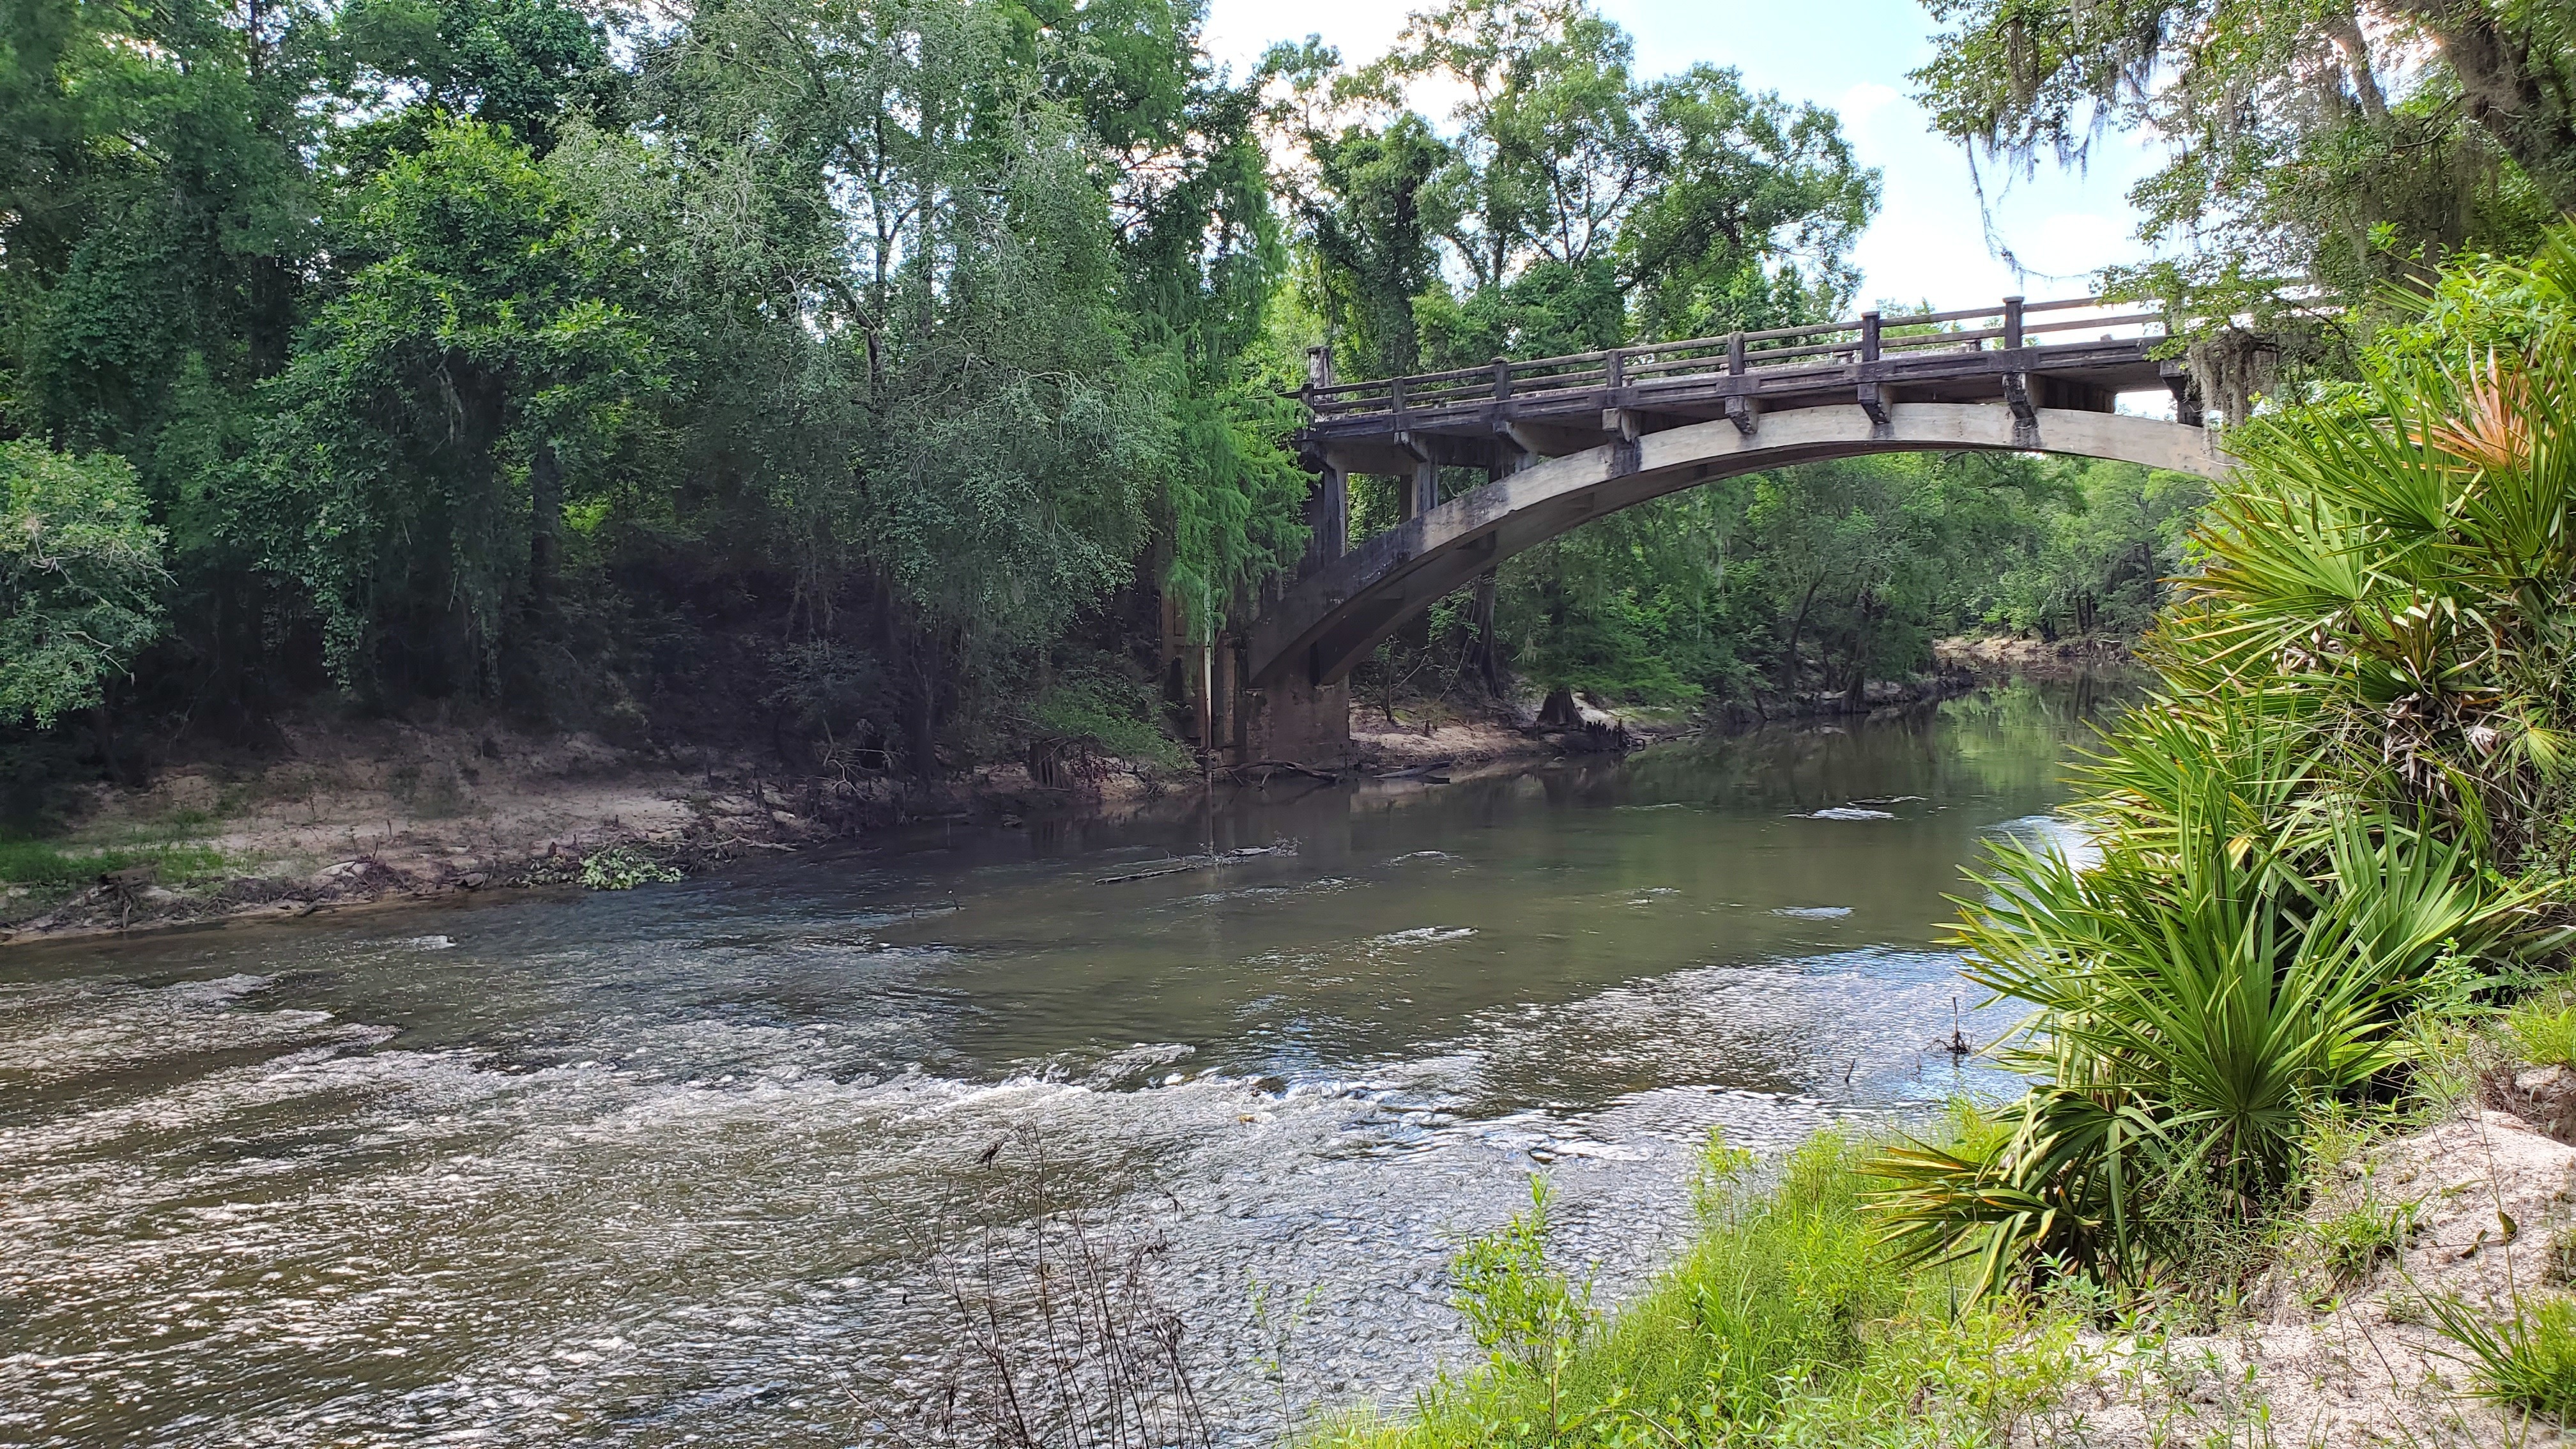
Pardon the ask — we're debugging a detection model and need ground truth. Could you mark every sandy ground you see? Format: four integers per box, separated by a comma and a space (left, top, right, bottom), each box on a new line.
0, 717, 917, 944
2023, 1103, 2576, 1448
1936, 634, 2138, 674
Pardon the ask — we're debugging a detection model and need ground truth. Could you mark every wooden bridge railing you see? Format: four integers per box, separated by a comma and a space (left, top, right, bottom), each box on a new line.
1301, 295, 2168, 421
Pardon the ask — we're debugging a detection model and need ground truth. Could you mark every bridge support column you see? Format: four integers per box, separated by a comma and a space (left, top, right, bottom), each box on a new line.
1304, 463, 1347, 571
1238, 672, 1351, 767
1243, 419, 1358, 767
1407, 457, 1439, 518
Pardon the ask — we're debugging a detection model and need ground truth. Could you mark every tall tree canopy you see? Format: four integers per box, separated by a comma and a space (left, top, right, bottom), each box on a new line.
0, 0, 1312, 776
0, 0, 2211, 793
1915, 0, 2574, 309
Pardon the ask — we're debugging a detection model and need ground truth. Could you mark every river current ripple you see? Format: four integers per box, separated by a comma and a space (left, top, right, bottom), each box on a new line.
0, 679, 2117, 1446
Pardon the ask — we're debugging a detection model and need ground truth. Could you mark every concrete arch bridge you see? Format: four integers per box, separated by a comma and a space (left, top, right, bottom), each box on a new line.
1206, 295, 2234, 763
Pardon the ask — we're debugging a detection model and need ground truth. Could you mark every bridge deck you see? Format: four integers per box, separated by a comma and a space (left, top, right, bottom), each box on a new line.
1297, 295, 2183, 472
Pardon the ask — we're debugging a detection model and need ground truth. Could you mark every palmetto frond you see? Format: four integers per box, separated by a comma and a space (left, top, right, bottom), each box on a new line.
1871, 302, 2576, 1296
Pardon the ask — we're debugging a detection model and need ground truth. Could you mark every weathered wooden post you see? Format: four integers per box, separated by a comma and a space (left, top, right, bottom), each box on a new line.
1860, 311, 1882, 364
2002, 295, 2025, 351
1725, 331, 1756, 434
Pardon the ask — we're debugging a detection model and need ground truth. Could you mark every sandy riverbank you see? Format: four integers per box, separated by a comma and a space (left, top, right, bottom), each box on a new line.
1, 661, 2025, 947
0, 705, 1612, 946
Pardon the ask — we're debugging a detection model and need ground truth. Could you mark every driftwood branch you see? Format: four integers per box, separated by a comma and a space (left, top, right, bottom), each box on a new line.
1225, 760, 1340, 785
1092, 842, 1298, 885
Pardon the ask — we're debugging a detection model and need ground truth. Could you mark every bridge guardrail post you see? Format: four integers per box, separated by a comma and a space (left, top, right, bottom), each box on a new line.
1727, 332, 1746, 375
2002, 296, 2025, 351
1492, 356, 1512, 401
1860, 311, 1882, 364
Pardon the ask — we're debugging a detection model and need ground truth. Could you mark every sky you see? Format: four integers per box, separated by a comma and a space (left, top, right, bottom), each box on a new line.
1198, 0, 2167, 312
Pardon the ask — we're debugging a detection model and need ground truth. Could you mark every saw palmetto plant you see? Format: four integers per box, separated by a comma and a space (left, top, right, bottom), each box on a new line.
2161, 282, 2576, 868
1872, 238, 2576, 1300
1874, 785, 2544, 1298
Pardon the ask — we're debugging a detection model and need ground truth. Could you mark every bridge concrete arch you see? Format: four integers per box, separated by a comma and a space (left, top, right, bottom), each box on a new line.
1245, 402, 2229, 694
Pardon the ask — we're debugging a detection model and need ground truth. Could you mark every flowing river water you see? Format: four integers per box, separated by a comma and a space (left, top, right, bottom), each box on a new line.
0, 677, 2126, 1447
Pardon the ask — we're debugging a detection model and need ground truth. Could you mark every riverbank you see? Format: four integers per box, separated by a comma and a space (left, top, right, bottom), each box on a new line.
1317, 1079, 2576, 1449
1934, 632, 2136, 676
0, 659, 2053, 947
0, 708, 1593, 945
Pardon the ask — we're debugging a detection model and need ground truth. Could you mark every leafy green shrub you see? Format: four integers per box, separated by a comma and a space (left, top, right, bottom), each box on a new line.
1448, 1179, 1595, 1441
1029, 674, 1186, 773
579, 846, 681, 891
1873, 787, 2536, 1298
2427, 1293, 2576, 1420
1, 441, 167, 728
2507, 997, 2576, 1068
1312, 1131, 2086, 1448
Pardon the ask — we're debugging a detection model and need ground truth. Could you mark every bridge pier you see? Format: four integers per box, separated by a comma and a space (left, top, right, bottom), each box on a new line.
1220, 349, 1360, 765
1237, 669, 1351, 765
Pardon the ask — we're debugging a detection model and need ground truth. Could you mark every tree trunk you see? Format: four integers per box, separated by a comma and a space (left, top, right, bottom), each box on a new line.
528, 441, 562, 622
908, 628, 940, 783
1779, 576, 1822, 693
1465, 569, 1505, 697
2380, 0, 2576, 209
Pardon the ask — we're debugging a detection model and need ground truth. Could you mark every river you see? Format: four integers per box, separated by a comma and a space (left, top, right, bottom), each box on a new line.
0, 676, 2125, 1447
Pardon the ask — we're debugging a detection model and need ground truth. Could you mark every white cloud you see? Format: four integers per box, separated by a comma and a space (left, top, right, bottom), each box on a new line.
1836, 82, 1900, 127
2032, 211, 2133, 264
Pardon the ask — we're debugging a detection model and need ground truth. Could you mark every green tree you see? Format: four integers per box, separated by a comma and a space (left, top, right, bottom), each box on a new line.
1391, 0, 1877, 351
335, 0, 613, 152
1987, 460, 2211, 643
640, 0, 1293, 769
0, 0, 326, 726
0, 441, 166, 727
1915, 0, 2572, 322
256, 118, 659, 698
1302, 112, 1459, 379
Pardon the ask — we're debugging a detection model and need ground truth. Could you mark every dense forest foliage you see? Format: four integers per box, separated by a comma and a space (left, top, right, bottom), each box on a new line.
0, 0, 2395, 803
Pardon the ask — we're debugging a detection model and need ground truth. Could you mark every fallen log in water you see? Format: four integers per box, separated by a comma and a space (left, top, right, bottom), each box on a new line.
1092, 841, 1298, 885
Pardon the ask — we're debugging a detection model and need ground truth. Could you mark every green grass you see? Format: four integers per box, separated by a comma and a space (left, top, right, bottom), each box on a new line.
2505, 995, 2576, 1068
2428, 1293, 2576, 1420
1308, 1131, 2089, 1448
0, 836, 232, 889
2310, 1198, 2421, 1285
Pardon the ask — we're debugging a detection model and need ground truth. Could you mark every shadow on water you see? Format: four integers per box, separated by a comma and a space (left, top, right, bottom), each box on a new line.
0, 674, 2133, 1446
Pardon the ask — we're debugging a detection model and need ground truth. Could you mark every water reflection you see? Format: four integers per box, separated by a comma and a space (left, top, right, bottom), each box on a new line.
0, 676, 2129, 1447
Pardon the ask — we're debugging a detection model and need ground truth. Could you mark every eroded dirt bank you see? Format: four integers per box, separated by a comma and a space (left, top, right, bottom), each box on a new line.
0, 711, 1589, 945
2, 664, 2007, 947
2039, 1098, 2576, 1448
